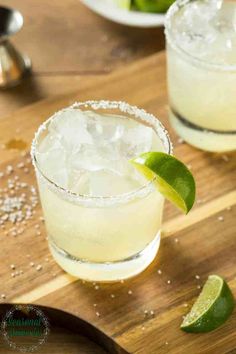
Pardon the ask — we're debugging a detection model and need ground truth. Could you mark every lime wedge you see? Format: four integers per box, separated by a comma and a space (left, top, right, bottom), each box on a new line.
109, 0, 131, 9
130, 152, 195, 214
181, 275, 235, 333
134, 0, 175, 13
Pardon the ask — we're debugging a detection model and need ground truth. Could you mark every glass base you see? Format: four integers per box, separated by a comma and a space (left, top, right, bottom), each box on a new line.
48, 232, 161, 282
169, 109, 236, 152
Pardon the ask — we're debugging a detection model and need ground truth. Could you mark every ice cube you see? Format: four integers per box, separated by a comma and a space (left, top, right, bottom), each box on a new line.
173, 0, 236, 65
71, 145, 110, 172
86, 111, 125, 144
36, 147, 68, 188
68, 170, 90, 195
36, 109, 157, 195
50, 169, 68, 189
48, 109, 93, 152
38, 132, 62, 153
121, 125, 153, 159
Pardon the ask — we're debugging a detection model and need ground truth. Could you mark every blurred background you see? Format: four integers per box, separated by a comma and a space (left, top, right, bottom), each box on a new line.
0, 0, 165, 118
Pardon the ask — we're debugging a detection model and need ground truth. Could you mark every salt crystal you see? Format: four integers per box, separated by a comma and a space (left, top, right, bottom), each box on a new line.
6, 166, 13, 174
222, 155, 229, 162
128, 290, 133, 295
101, 34, 108, 42
218, 216, 224, 221
157, 269, 162, 275
95, 312, 100, 317
36, 265, 42, 271
177, 138, 184, 144
17, 162, 25, 169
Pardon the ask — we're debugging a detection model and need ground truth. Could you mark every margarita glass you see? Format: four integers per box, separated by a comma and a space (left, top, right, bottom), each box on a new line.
31, 101, 172, 282
165, 0, 236, 152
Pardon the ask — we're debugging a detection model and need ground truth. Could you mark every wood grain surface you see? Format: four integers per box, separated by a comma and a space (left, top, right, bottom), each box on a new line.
0, 51, 235, 354
0, 0, 165, 117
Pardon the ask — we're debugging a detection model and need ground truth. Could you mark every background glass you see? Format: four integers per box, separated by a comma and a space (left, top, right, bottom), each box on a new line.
165, 0, 236, 152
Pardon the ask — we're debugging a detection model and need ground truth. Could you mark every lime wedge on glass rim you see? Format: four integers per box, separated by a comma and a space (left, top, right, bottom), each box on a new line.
181, 275, 235, 333
130, 152, 195, 214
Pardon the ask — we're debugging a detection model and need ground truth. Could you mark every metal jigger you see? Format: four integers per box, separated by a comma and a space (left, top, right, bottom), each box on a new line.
0, 6, 31, 88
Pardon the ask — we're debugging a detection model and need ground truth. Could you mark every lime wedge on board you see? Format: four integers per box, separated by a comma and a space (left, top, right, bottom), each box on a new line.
181, 275, 235, 333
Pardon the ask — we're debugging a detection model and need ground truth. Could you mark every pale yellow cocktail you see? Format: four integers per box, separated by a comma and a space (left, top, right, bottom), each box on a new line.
31, 101, 171, 281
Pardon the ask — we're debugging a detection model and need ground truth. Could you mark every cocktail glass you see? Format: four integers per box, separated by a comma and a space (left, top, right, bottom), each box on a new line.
165, 0, 236, 152
31, 101, 172, 282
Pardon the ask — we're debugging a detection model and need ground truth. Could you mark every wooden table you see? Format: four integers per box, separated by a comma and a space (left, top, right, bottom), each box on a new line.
0, 0, 165, 118
0, 51, 235, 353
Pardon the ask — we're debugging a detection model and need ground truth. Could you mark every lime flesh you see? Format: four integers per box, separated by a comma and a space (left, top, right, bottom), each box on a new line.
181, 275, 235, 333
134, 0, 175, 13
111, 0, 131, 9
130, 152, 195, 214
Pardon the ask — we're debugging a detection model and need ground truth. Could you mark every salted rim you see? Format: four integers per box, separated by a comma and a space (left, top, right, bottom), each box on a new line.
31, 100, 172, 207
165, 0, 236, 72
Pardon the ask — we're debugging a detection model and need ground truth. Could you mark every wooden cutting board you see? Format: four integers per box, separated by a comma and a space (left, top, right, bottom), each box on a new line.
0, 51, 235, 354
0, 304, 127, 353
